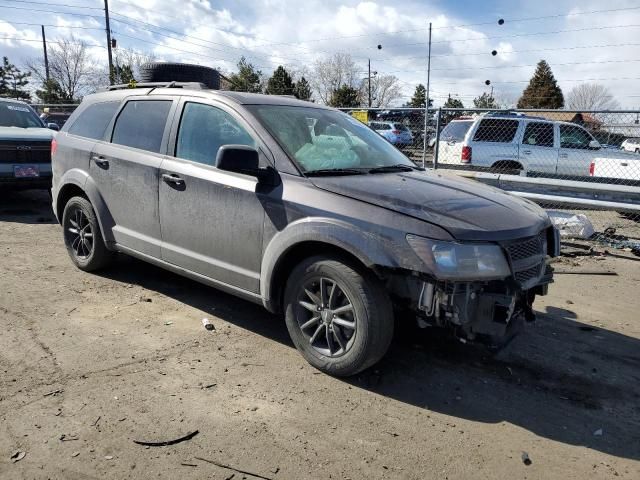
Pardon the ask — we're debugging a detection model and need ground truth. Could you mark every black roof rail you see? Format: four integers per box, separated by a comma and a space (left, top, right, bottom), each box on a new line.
100, 81, 207, 92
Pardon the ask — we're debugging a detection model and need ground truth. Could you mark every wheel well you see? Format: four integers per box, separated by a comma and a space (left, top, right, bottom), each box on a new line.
492, 160, 523, 171
56, 184, 88, 221
269, 241, 373, 313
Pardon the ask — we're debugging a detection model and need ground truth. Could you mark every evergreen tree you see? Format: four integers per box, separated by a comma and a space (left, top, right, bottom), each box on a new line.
227, 56, 263, 93
442, 96, 465, 123
517, 60, 564, 109
0, 57, 31, 101
473, 92, 497, 109
35, 79, 70, 103
114, 64, 135, 85
328, 84, 360, 108
407, 84, 433, 108
294, 76, 313, 101
265, 65, 295, 95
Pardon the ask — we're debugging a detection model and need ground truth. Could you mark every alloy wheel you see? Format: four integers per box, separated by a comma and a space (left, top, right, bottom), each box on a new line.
65, 207, 94, 259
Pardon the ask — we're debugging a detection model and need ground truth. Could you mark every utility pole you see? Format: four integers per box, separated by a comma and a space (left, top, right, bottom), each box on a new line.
41, 25, 50, 83
368, 58, 372, 108
104, 0, 114, 85
421, 22, 432, 167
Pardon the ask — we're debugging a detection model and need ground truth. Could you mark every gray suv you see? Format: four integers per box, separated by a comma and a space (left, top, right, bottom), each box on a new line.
52, 84, 558, 376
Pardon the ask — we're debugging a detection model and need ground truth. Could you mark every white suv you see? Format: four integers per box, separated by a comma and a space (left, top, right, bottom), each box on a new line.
437, 113, 637, 177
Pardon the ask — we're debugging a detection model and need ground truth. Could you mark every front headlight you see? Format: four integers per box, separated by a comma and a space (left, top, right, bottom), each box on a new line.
406, 234, 511, 280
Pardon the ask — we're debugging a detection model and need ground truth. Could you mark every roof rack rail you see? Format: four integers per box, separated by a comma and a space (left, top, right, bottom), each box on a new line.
100, 81, 207, 92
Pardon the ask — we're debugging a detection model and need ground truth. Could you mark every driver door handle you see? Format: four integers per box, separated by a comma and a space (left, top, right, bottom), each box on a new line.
162, 173, 184, 185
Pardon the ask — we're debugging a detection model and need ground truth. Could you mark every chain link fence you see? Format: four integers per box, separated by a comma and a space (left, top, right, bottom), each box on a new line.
342, 107, 640, 255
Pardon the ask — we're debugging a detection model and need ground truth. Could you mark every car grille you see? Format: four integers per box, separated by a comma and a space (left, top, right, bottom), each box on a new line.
0, 141, 51, 164
504, 231, 547, 288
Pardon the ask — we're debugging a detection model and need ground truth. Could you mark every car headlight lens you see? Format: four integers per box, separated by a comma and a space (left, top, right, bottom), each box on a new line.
406, 234, 511, 280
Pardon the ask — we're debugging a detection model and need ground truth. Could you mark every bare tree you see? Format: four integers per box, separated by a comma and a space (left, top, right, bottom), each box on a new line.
26, 35, 93, 101
113, 48, 156, 80
361, 74, 402, 108
566, 83, 619, 110
311, 53, 362, 105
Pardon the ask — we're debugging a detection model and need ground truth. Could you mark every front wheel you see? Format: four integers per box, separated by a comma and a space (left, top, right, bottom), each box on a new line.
284, 256, 394, 377
62, 196, 113, 272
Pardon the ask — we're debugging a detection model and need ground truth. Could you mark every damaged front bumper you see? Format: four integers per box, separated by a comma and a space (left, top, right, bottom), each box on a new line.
392, 227, 558, 348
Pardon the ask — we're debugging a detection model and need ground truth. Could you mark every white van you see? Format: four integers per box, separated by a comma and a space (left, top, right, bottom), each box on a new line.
437, 113, 638, 177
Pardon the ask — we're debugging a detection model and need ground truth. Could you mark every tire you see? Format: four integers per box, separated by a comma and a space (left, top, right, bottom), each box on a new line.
62, 196, 113, 272
491, 161, 522, 174
284, 256, 394, 377
139, 62, 220, 90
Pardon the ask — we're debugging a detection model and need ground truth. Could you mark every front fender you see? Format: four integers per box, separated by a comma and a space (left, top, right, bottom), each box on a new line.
56, 168, 116, 245
260, 217, 414, 310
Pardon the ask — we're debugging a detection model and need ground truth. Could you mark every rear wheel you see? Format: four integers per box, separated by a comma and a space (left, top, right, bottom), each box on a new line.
62, 196, 113, 272
491, 161, 523, 174
284, 256, 394, 377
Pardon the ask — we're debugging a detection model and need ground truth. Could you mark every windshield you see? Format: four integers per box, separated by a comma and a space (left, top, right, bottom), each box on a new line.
440, 120, 473, 141
0, 102, 44, 128
249, 105, 416, 173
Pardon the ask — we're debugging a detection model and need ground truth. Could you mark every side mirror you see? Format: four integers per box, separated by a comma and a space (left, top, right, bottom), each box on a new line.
47, 122, 60, 131
215, 145, 260, 177
588, 139, 601, 150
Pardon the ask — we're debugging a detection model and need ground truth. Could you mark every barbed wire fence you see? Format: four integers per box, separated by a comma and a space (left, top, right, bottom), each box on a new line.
341, 106, 640, 254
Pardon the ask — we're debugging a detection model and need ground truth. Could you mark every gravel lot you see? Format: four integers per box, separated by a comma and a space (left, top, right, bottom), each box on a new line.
1, 190, 639, 479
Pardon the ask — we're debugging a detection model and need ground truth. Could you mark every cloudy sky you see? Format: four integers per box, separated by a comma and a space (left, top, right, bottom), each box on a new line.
1, 0, 639, 106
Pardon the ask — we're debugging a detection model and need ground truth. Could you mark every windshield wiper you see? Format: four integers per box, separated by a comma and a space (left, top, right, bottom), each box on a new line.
368, 164, 423, 174
304, 168, 367, 177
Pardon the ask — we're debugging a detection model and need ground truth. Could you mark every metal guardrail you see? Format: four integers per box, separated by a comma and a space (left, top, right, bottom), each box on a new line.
453, 171, 640, 213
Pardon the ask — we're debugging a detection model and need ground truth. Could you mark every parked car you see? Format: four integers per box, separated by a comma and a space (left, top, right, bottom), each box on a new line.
590, 156, 640, 180
368, 121, 414, 147
52, 83, 558, 376
40, 111, 72, 129
437, 113, 638, 176
0, 98, 58, 189
620, 137, 640, 153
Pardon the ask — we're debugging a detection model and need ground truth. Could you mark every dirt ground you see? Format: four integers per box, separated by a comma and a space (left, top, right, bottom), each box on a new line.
1, 190, 639, 480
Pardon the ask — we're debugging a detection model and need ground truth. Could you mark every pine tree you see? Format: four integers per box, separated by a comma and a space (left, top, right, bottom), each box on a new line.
473, 92, 497, 109
328, 84, 360, 108
0, 57, 31, 101
407, 84, 432, 108
265, 66, 295, 96
294, 76, 312, 101
35, 79, 70, 103
442, 96, 465, 123
227, 56, 263, 93
517, 60, 564, 109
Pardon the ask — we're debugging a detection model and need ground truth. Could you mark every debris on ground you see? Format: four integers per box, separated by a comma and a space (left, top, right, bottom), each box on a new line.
10, 451, 26, 463
133, 430, 199, 447
43, 389, 64, 397
59, 434, 79, 441
194, 456, 275, 480
202, 318, 215, 331
164, 321, 173, 326
591, 232, 640, 256
554, 269, 617, 276
521, 451, 532, 466
547, 211, 594, 239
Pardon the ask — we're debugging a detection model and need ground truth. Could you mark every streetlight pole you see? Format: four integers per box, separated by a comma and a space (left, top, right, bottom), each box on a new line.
421, 22, 432, 167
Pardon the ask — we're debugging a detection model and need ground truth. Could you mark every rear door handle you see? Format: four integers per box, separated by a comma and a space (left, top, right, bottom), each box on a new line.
162, 173, 184, 185
522, 150, 532, 155
559, 153, 568, 158
91, 155, 109, 167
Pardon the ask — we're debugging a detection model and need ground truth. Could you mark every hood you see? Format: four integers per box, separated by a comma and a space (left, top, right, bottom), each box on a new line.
0, 127, 56, 142
310, 170, 550, 241
596, 148, 640, 160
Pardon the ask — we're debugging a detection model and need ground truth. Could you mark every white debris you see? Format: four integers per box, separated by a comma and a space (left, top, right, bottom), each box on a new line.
547, 211, 595, 239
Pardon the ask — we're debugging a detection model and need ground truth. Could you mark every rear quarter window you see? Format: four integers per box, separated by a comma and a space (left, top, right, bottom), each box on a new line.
67, 101, 121, 140
440, 120, 472, 141
473, 119, 519, 143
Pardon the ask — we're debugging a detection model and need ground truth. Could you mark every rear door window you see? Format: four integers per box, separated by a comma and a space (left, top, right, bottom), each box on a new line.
440, 120, 472, 141
68, 101, 120, 140
111, 100, 172, 153
473, 119, 519, 143
522, 122, 554, 147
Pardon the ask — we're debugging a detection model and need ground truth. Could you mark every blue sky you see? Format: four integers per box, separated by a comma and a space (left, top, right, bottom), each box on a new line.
1, 0, 639, 106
